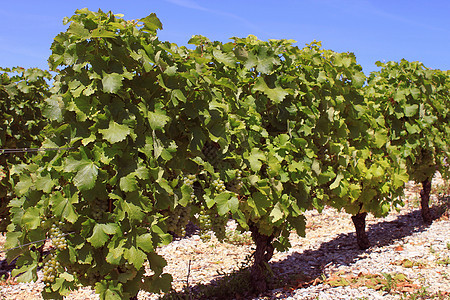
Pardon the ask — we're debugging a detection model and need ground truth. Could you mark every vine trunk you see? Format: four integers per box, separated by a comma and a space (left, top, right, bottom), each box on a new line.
249, 223, 275, 293
351, 212, 370, 250
420, 178, 433, 224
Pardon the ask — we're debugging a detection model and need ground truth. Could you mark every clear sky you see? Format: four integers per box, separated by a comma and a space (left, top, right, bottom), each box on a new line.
0, 0, 449, 74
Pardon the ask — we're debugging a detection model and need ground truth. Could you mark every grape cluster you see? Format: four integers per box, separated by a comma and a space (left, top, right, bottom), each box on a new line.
210, 212, 227, 240
42, 253, 59, 286
50, 222, 67, 251
183, 174, 197, 201
211, 178, 226, 193
91, 198, 108, 220
164, 205, 192, 237
197, 206, 228, 241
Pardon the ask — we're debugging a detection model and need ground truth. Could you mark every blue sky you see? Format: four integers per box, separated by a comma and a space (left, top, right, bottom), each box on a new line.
0, 0, 449, 74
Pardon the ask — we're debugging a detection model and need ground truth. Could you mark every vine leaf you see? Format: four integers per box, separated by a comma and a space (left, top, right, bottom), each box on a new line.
140, 13, 163, 33
51, 191, 78, 223
252, 77, 288, 103
99, 121, 131, 143
352, 72, 366, 88
215, 193, 239, 215
124, 246, 146, 269
404, 104, 418, 117
43, 95, 64, 122
21, 207, 41, 230
269, 203, 284, 222
119, 174, 138, 192
148, 110, 170, 130
73, 161, 98, 191
213, 49, 236, 67
136, 233, 154, 252
35, 175, 56, 193
102, 73, 123, 93
245, 148, 266, 172
87, 223, 119, 248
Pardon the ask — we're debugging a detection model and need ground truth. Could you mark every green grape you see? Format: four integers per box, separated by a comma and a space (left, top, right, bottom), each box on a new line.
163, 205, 192, 237
182, 173, 197, 202
49, 222, 68, 251
174, 205, 192, 236
210, 213, 227, 241
196, 206, 227, 241
42, 252, 58, 286
212, 179, 226, 194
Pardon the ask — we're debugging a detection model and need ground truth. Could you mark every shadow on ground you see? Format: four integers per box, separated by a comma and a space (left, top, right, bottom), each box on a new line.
0, 198, 447, 299
162, 198, 449, 300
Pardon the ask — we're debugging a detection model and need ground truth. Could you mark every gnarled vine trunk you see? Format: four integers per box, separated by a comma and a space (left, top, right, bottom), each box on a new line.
351, 212, 370, 250
420, 177, 432, 224
249, 224, 275, 293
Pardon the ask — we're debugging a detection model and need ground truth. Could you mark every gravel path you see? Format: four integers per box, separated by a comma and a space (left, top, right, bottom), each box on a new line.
0, 177, 449, 300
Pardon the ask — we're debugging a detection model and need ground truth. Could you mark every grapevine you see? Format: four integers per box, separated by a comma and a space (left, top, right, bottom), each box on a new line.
3, 8, 450, 299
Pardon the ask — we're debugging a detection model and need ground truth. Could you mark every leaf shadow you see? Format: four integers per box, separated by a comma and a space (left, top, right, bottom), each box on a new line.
163, 198, 448, 299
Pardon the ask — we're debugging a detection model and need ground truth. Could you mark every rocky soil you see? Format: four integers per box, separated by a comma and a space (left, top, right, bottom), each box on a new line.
0, 176, 449, 300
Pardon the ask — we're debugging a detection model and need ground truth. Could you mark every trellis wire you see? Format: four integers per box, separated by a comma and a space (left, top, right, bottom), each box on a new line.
0, 147, 75, 154
0, 232, 75, 253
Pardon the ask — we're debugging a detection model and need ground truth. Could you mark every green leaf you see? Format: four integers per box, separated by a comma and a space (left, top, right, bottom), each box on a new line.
87, 223, 119, 248
136, 233, 154, 252
374, 131, 388, 148
99, 121, 131, 143
102, 73, 123, 93
142, 273, 173, 293
214, 193, 238, 215
73, 161, 98, 191
140, 13, 163, 33
12, 262, 37, 282
35, 175, 56, 193
289, 215, 306, 237
404, 104, 418, 117
148, 110, 170, 130
106, 241, 125, 265
252, 77, 288, 103
252, 192, 271, 210
213, 49, 236, 67
119, 174, 138, 192
67, 22, 90, 38
51, 192, 78, 223
105, 289, 122, 300
352, 72, 366, 88
269, 203, 283, 222
171, 89, 186, 102
91, 28, 116, 38
15, 177, 33, 196
329, 173, 344, 190
43, 95, 64, 122
121, 198, 144, 222
21, 207, 41, 230
245, 148, 265, 172
124, 246, 146, 269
